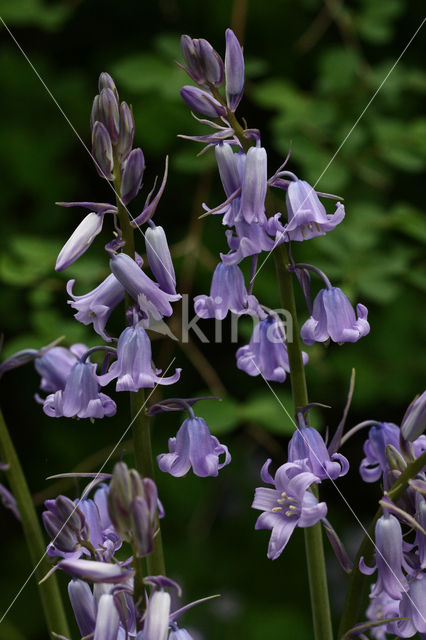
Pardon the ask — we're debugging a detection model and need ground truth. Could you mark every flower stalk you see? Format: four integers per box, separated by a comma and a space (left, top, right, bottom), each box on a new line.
273, 239, 333, 640
112, 155, 166, 578
0, 407, 70, 639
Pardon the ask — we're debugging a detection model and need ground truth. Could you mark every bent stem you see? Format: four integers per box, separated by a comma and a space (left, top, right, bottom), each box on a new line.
112, 158, 166, 579
338, 450, 426, 638
0, 407, 70, 639
273, 242, 333, 640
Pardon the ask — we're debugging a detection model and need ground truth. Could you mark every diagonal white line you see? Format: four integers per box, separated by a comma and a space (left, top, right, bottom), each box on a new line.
0, 358, 176, 625
0, 16, 175, 285
252, 16, 426, 283
249, 356, 426, 624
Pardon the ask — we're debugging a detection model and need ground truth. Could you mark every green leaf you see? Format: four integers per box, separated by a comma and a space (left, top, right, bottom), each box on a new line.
195, 396, 240, 435
239, 390, 296, 434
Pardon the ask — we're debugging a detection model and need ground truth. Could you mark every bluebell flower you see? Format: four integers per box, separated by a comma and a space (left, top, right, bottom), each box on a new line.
180, 86, 227, 118
68, 580, 96, 638
43, 361, 116, 419
237, 316, 308, 383
194, 262, 260, 320
365, 587, 399, 640
394, 575, 426, 636
93, 594, 120, 640
360, 513, 410, 600
157, 416, 231, 477
110, 253, 180, 319
300, 286, 370, 345
55, 212, 104, 272
121, 147, 145, 205
145, 224, 177, 295
252, 459, 327, 560
280, 173, 345, 241
99, 323, 181, 391
221, 219, 280, 265
67, 275, 125, 342
288, 427, 349, 481
359, 422, 400, 484
35, 344, 87, 396
180, 35, 224, 87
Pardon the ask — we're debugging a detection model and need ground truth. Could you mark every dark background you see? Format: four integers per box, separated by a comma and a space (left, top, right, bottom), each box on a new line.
0, 0, 425, 638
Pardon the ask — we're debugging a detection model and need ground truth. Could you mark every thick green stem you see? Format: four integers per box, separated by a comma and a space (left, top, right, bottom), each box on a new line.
0, 407, 70, 639
273, 242, 333, 640
112, 156, 166, 578
338, 451, 426, 638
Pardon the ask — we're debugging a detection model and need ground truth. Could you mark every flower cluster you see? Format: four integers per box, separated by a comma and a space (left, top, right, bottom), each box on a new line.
41, 464, 205, 640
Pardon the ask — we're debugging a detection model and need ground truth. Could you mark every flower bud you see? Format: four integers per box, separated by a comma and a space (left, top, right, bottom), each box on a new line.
55, 212, 104, 271
180, 35, 224, 86
98, 88, 120, 143
68, 580, 96, 638
385, 444, 406, 475
117, 101, 135, 162
225, 29, 245, 112
120, 148, 145, 205
92, 121, 114, 180
98, 72, 119, 101
180, 86, 227, 118
401, 391, 426, 441
145, 224, 177, 295
129, 496, 153, 557
90, 95, 100, 131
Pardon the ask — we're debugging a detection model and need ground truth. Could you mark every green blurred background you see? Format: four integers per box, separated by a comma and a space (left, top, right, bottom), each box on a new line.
0, 0, 425, 638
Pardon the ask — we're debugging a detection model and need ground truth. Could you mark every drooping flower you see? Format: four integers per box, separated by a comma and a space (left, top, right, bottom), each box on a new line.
180, 86, 227, 118
93, 593, 121, 640
288, 427, 349, 481
67, 275, 125, 341
252, 459, 327, 560
68, 580, 97, 638
55, 212, 104, 272
109, 253, 181, 319
365, 587, 400, 640
300, 287, 370, 345
43, 361, 116, 419
194, 262, 260, 320
359, 422, 401, 485
99, 323, 181, 391
237, 315, 308, 383
279, 172, 345, 242
145, 223, 177, 295
220, 217, 283, 265
359, 513, 409, 600
157, 416, 231, 478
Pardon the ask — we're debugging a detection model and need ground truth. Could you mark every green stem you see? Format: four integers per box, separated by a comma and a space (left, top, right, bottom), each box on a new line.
0, 407, 70, 639
338, 450, 426, 638
273, 242, 333, 640
112, 155, 166, 578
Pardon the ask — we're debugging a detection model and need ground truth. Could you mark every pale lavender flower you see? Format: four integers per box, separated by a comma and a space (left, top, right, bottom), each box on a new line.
35, 344, 87, 396
394, 575, 426, 636
109, 253, 180, 319
68, 579, 96, 638
280, 173, 345, 241
99, 323, 181, 391
300, 287, 370, 345
401, 391, 426, 441
237, 316, 308, 383
180, 35, 224, 87
180, 86, 227, 118
288, 427, 349, 481
43, 361, 116, 419
67, 275, 125, 342
145, 224, 177, 295
157, 416, 231, 478
360, 513, 410, 600
54, 558, 133, 583
224, 28, 245, 111
121, 148, 145, 205
194, 262, 260, 320
252, 459, 327, 560
55, 212, 104, 271
359, 422, 400, 484
94, 594, 120, 640
43, 495, 89, 558
221, 218, 280, 265
141, 590, 171, 640
239, 147, 267, 224
365, 587, 400, 640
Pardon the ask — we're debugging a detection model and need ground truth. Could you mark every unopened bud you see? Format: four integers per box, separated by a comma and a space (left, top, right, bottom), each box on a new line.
98, 88, 120, 143
180, 35, 224, 87
98, 72, 119, 101
92, 121, 114, 180
224, 28, 245, 112
116, 101, 135, 162
180, 86, 227, 118
145, 224, 176, 295
120, 148, 145, 205
130, 496, 153, 557
385, 444, 407, 474
401, 391, 426, 442
90, 95, 100, 131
